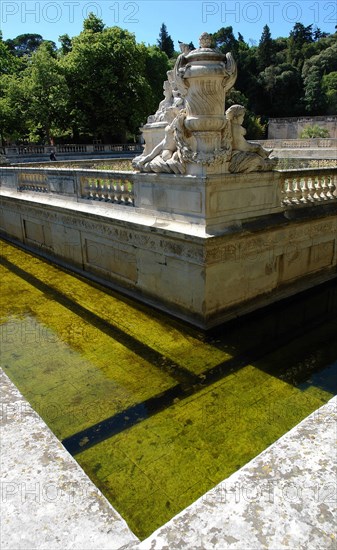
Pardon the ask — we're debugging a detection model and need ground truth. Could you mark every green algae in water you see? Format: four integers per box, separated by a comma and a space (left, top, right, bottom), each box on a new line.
0, 239, 336, 539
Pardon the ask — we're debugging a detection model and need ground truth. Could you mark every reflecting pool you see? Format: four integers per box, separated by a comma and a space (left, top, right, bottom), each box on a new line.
1, 238, 336, 538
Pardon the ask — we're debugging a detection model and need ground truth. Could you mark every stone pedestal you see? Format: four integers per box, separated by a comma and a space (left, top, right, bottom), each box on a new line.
134, 171, 283, 233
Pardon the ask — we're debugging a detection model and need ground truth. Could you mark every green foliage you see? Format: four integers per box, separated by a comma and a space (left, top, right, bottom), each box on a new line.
300, 124, 330, 138
58, 34, 72, 56
245, 114, 267, 139
2, 18, 336, 145
322, 72, 337, 113
302, 42, 337, 114
0, 37, 22, 75
258, 25, 275, 70
157, 24, 174, 59
62, 23, 153, 141
0, 74, 30, 143
5, 33, 56, 57
257, 63, 303, 116
212, 26, 238, 55
22, 42, 69, 142
144, 46, 171, 113
83, 13, 105, 33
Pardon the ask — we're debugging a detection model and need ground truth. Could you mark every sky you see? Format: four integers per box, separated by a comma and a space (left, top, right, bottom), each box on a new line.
0, 1, 336, 48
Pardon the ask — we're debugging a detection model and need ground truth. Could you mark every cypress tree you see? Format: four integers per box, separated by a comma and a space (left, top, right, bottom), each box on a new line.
157, 23, 174, 58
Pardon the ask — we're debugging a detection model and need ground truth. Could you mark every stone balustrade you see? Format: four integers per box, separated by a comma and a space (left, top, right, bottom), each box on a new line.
4, 143, 143, 157
253, 138, 337, 149
80, 172, 134, 205
1, 166, 337, 216
1, 167, 136, 206
17, 171, 49, 193
6, 139, 335, 158
279, 168, 337, 206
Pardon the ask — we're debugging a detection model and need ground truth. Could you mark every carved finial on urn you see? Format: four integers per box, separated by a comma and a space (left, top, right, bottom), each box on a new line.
199, 32, 212, 49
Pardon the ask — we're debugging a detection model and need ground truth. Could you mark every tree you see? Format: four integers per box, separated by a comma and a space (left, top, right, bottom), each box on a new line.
0, 33, 21, 75
289, 23, 314, 46
5, 33, 55, 57
58, 34, 72, 55
302, 41, 337, 114
62, 23, 153, 141
303, 66, 327, 114
322, 71, 337, 113
258, 25, 274, 70
287, 23, 314, 67
144, 46, 170, 113
0, 70, 33, 143
257, 64, 303, 116
212, 26, 238, 56
157, 24, 174, 58
83, 13, 105, 33
22, 43, 69, 142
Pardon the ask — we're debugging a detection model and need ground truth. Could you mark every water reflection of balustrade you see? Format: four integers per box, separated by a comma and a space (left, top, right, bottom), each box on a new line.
80, 175, 134, 206
280, 169, 337, 206
17, 172, 49, 193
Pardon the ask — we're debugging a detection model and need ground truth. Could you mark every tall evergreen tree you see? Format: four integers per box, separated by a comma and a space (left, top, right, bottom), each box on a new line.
157, 23, 174, 58
287, 23, 314, 67
258, 25, 274, 70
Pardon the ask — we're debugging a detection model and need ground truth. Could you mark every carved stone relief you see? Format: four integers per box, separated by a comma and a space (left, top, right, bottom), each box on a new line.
133, 32, 276, 176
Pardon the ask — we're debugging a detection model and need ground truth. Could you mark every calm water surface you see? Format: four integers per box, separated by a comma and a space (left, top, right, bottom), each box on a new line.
1, 238, 336, 538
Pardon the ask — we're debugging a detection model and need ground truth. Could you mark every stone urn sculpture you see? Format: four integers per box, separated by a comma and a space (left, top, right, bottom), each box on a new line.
176, 32, 237, 173
133, 33, 275, 176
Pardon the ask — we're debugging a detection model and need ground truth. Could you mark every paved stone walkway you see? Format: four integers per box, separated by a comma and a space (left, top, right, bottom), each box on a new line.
1, 368, 336, 549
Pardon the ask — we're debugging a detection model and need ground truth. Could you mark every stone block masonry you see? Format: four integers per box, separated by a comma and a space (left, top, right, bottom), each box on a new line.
0, 170, 336, 328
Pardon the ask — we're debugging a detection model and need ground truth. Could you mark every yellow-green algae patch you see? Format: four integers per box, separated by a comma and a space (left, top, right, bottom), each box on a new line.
0, 240, 231, 374
76, 360, 333, 539
0, 238, 336, 540
0, 255, 178, 438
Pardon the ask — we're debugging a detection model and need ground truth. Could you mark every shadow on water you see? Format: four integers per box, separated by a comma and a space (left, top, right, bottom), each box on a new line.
1, 237, 336, 539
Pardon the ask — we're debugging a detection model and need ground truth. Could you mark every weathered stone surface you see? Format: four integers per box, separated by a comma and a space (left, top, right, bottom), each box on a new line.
0, 188, 336, 328
133, 33, 275, 177
0, 369, 138, 550
268, 115, 337, 139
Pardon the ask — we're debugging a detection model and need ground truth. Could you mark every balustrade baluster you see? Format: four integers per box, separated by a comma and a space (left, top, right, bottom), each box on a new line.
96, 179, 103, 200
127, 181, 134, 205
114, 180, 122, 203
313, 177, 322, 201
103, 180, 110, 201
281, 177, 291, 205
299, 176, 309, 203
120, 182, 126, 204
291, 177, 301, 204
320, 175, 329, 200
331, 175, 337, 198
306, 177, 315, 202
90, 182, 95, 199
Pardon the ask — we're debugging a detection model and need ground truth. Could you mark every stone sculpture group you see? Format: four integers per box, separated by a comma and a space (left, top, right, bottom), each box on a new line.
133, 32, 276, 175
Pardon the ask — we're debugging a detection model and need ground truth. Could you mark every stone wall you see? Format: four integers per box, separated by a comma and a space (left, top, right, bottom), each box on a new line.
0, 169, 337, 329
268, 116, 337, 139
